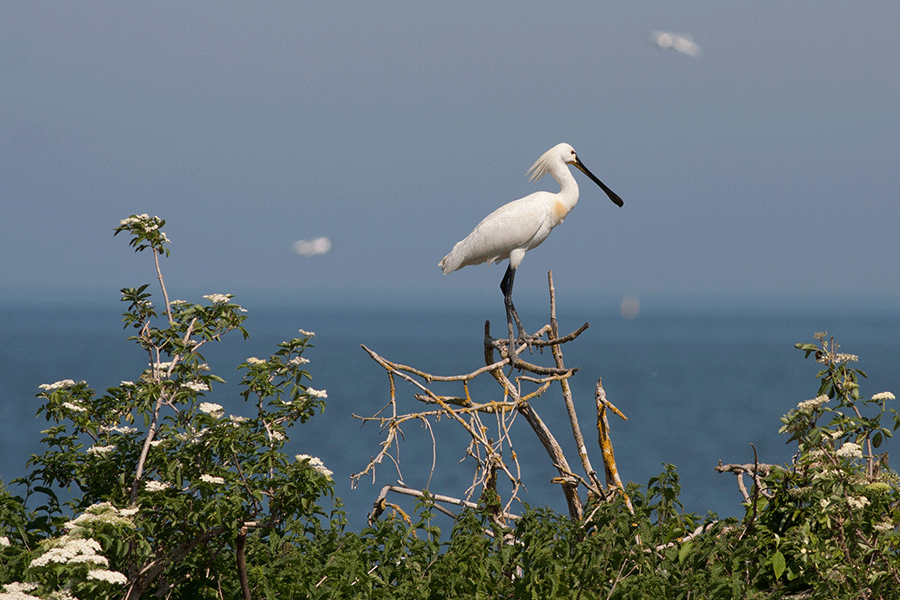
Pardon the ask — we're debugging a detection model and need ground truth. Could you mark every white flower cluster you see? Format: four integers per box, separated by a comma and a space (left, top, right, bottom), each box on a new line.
836, 442, 863, 459
872, 391, 895, 401
296, 454, 333, 480
39, 379, 76, 391
30, 536, 104, 568
100, 424, 138, 435
7, 512, 133, 592
183, 381, 210, 393
198, 402, 224, 417
149, 361, 174, 377
797, 395, 829, 410
306, 388, 327, 399
847, 496, 870, 510
87, 569, 128, 584
289, 356, 310, 366
246, 357, 266, 365
816, 352, 859, 365
298, 329, 315, 338
63, 503, 138, 535
202, 294, 231, 304
144, 480, 172, 492
87, 445, 116, 455
0, 581, 40, 598
199, 474, 225, 485
834, 353, 859, 363
119, 213, 155, 227
119, 214, 169, 243
873, 519, 894, 532
62, 401, 87, 413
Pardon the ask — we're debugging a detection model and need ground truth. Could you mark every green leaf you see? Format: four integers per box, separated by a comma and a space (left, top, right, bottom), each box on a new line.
772, 550, 786, 580
873, 432, 883, 448
795, 342, 820, 358
677, 540, 693, 563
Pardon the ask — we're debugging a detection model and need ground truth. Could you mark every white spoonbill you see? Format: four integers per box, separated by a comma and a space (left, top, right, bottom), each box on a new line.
439, 142, 623, 343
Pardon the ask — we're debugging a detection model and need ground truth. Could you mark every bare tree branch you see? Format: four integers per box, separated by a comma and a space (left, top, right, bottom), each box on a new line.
355, 271, 630, 525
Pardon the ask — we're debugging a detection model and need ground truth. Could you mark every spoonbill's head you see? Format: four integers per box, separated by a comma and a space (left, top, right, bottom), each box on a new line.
529, 143, 624, 207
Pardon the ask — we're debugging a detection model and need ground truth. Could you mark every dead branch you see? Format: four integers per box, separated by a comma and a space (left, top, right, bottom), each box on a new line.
484, 318, 585, 519
654, 521, 721, 551
368, 484, 521, 527
595, 377, 633, 513
547, 271, 600, 500
355, 270, 628, 525
714, 462, 780, 476
715, 459, 780, 506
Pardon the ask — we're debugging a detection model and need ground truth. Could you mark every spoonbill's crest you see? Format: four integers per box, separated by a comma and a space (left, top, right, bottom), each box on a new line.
439, 142, 623, 353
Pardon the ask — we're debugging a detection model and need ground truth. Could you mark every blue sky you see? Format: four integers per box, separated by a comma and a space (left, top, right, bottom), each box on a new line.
2, 2, 898, 313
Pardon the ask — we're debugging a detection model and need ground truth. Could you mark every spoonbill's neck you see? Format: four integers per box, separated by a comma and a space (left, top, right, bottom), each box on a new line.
552, 163, 580, 207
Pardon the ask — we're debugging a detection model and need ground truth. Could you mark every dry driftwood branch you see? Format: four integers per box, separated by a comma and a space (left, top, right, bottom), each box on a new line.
595, 377, 633, 513
483, 318, 586, 519
354, 344, 522, 506
715, 458, 781, 505
653, 521, 721, 552
355, 269, 628, 525
714, 462, 780, 476
368, 484, 521, 527
547, 271, 600, 498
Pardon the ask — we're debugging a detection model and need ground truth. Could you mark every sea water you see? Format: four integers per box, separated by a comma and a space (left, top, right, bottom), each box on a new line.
2, 301, 898, 532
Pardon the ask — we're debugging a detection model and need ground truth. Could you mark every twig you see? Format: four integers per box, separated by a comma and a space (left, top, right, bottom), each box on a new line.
152, 250, 173, 324
125, 526, 229, 600
654, 521, 720, 551
714, 460, 780, 504
547, 270, 601, 500
236, 524, 251, 600
368, 484, 521, 527
741, 444, 762, 538
357, 272, 627, 525
485, 320, 585, 519
713, 462, 779, 476
595, 377, 633, 513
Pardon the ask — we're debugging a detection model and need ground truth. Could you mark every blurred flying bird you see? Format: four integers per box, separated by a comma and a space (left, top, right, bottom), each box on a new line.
292, 236, 332, 258
439, 142, 623, 351
649, 31, 702, 57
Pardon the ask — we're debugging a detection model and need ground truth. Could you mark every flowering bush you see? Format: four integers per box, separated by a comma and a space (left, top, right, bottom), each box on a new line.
1, 215, 336, 599
747, 333, 900, 597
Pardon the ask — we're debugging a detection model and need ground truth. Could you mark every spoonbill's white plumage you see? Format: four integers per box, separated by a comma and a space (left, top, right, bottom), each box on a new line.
439, 142, 623, 345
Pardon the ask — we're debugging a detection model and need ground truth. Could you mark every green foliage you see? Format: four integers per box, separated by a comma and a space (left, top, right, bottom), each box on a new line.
743, 333, 900, 598
3, 215, 338, 599
2, 216, 899, 599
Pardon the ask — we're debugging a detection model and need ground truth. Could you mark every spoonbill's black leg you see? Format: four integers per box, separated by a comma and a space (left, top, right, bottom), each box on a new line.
500, 265, 528, 359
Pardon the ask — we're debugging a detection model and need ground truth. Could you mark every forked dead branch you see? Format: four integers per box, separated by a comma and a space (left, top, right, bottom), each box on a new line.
352, 271, 632, 526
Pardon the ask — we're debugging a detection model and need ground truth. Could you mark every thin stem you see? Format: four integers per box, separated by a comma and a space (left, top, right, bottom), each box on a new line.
153, 250, 173, 324
130, 394, 166, 506
547, 270, 600, 496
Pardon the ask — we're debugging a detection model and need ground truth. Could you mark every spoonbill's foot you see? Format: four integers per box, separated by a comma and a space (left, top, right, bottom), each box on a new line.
516, 330, 540, 354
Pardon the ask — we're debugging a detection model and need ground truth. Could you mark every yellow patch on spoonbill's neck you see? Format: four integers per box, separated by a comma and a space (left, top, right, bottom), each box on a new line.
553, 200, 570, 222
